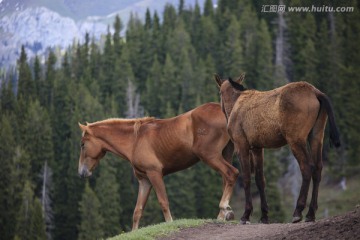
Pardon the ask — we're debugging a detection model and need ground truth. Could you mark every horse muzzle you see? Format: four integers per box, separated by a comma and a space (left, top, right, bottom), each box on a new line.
78, 165, 92, 178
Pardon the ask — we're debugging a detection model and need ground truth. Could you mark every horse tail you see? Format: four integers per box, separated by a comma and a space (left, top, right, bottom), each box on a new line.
315, 90, 341, 148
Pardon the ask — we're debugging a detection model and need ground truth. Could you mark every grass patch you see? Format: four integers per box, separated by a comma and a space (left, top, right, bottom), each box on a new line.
108, 219, 208, 240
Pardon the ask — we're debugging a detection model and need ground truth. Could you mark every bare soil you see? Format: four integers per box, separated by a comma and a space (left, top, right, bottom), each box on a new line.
158, 207, 360, 240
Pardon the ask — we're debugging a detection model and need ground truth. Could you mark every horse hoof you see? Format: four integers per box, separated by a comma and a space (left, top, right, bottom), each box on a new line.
240, 219, 250, 225
305, 217, 315, 222
260, 217, 269, 224
292, 216, 302, 223
225, 211, 235, 221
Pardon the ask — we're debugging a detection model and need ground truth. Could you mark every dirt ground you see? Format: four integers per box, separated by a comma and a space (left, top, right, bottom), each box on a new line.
158, 207, 360, 240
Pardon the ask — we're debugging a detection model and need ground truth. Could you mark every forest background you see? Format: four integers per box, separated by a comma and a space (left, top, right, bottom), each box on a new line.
0, 0, 360, 239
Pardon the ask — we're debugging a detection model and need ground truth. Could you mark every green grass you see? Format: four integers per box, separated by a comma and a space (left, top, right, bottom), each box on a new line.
108, 219, 208, 240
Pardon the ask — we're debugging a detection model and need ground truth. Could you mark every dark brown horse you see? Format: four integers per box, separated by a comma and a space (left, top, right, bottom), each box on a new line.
78, 102, 239, 230
215, 74, 340, 224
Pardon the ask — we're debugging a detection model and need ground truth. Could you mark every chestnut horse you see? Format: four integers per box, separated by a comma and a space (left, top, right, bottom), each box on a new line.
215, 74, 340, 224
78, 102, 239, 230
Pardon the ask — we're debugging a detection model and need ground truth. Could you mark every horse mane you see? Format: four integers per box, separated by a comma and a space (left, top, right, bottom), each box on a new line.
88, 117, 156, 138
228, 77, 247, 91
133, 117, 156, 138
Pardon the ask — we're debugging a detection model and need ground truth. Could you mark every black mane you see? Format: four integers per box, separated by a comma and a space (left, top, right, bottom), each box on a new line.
228, 77, 247, 91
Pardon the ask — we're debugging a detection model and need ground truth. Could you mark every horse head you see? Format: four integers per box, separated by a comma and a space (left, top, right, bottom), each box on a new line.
214, 73, 246, 121
78, 123, 106, 178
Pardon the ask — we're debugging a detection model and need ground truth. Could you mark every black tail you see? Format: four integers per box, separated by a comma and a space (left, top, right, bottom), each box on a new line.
316, 91, 341, 148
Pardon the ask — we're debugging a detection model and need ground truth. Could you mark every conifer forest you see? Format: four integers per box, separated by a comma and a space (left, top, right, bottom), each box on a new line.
0, 0, 360, 239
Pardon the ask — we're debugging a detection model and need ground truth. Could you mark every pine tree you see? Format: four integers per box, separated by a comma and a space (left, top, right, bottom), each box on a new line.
221, 15, 243, 78
177, 48, 196, 112
193, 162, 222, 218
288, 13, 316, 82
238, 3, 258, 87
254, 19, 273, 90
113, 15, 123, 59
0, 79, 16, 114
78, 181, 104, 240
33, 55, 42, 98
198, 15, 218, 59
41, 50, 57, 107
145, 55, 162, 116
159, 54, 179, 116
17, 45, 35, 101
165, 169, 197, 219
204, 0, 214, 17
95, 160, 122, 238
0, 114, 16, 239
23, 100, 54, 196
115, 159, 137, 231
14, 181, 46, 240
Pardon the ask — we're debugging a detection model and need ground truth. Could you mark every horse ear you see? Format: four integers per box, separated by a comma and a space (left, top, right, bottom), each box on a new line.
236, 72, 246, 84
214, 74, 223, 87
78, 122, 87, 132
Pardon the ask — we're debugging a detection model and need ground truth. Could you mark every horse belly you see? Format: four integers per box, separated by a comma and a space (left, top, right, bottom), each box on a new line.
246, 123, 286, 149
161, 152, 199, 175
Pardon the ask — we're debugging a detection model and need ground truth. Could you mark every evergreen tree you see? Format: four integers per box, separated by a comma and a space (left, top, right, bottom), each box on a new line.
204, 0, 214, 17
41, 50, 57, 107
113, 15, 123, 59
0, 114, 16, 239
99, 28, 114, 102
17, 45, 35, 101
95, 160, 122, 238
177, 48, 196, 112
0, 79, 16, 114
165, 169, 196, 219
145, 55, 162, 116
23, 100, 54, 195
254, 19, 273, 90
161, 54, 179, 115
78, 181, 104, 240
14, 181, 46, 240
221, 15, 243, 78
288, 13, 316, 82
263, 153, 286, 223
193, 163, 222, 218
33, 55, 42, 98
115, 159, 137, 231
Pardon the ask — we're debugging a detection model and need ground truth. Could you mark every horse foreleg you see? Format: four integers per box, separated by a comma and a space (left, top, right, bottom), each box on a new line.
290, 141, 312, 223
147, 171, 173, 222
132, 178, 152, 231
252, 148, 269, 224
238, 147, 253, 224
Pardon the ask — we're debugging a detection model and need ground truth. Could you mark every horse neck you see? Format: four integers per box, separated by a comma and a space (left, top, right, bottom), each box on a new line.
89, 120, 137, 161
223, 91, 241, 119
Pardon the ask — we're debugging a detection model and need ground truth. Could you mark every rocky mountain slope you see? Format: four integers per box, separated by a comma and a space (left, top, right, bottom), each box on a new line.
0, 0, 207, 68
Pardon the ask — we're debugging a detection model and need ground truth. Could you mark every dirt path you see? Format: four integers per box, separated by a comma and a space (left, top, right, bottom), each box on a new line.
158, 207, 360, 240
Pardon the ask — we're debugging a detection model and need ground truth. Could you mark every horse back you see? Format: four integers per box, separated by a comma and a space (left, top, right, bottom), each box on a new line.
133, 103, 228, 175
229, 82, 321, 148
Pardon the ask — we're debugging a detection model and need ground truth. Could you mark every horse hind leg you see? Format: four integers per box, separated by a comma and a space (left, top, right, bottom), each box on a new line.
236, 145, 253, 224
306, 110, 327, 222
132, 178, 152, 230
252, 148, 269, 224
289, 140, 313, 223
200, 152, 239, 221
